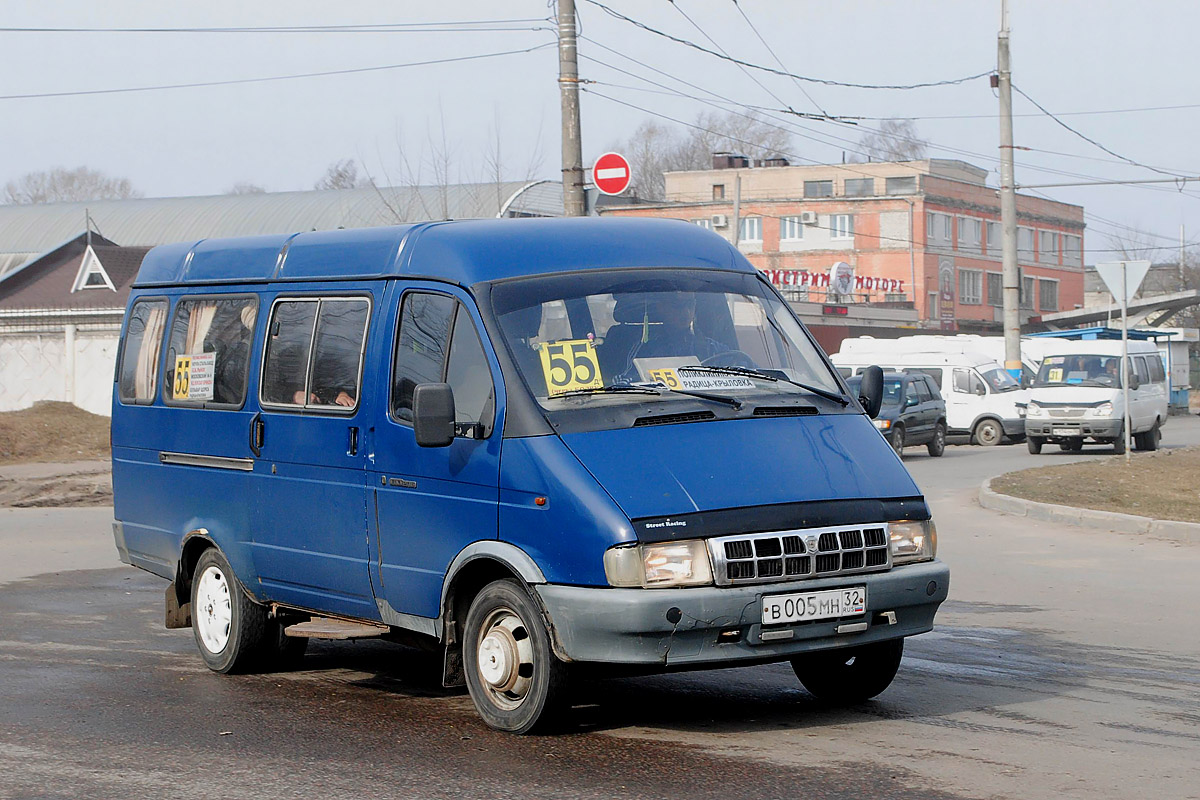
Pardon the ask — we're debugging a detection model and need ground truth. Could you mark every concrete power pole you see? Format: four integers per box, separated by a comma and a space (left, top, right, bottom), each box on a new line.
558, 0, 586, 217
998, 0, 1021, 379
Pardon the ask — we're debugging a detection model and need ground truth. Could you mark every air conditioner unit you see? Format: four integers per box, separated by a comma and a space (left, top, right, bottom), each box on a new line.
711, 214, 728, 228
800, 211, 818, 225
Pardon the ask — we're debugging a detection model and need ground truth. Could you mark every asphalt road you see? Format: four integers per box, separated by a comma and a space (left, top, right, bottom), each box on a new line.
2, 417, 1198, 800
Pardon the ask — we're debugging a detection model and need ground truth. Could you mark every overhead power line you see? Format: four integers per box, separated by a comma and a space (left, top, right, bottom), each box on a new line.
0, 19, 552, 34
857, 102, 1200, 121
730, 0, 827, 117
0, 43, 556, 101
580, 0, 992, 90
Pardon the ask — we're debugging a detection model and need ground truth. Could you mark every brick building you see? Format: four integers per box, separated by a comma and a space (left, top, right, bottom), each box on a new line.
601, 157, 1085, 333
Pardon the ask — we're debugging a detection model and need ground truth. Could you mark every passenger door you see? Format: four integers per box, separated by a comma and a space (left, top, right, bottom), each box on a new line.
249, 289, 377, 619
369, 284, 503, 623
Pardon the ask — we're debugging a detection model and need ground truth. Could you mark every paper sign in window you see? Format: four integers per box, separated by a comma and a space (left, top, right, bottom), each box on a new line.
539, 339, 603, 396
173, 353, 216, 401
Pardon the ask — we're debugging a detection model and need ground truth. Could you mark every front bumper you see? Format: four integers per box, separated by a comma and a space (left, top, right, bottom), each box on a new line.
1026, 418, 1122, 439
535, 560, 949, 667
1001, 417, 1025, 437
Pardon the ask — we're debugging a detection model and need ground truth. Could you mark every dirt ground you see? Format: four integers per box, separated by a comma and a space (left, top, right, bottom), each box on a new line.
992, 446, 1200, 523
0, 402, 110, 465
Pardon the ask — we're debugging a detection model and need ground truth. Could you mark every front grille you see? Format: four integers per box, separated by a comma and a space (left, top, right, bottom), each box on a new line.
710, 523, 892, 586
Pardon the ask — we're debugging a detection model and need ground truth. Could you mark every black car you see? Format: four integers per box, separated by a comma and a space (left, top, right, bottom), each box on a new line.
847, 371, 947, 457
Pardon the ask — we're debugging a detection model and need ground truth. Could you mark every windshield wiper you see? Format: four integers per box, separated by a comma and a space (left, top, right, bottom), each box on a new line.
554, 385, 661, 398
648, 383, 742, 409
680, 365, 849, 406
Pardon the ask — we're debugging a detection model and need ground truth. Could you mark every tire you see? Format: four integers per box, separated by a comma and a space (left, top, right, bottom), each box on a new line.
1135, 422, 1160, 452
1112, 431, 1126, 455
973, 418, 1003, 447
1027, 436, 1044, 454
926, 423, 946, 457
191, 548, 270, 674
890, 425, 905, 455
462, 579, 568, 734
790, 639, 904, 704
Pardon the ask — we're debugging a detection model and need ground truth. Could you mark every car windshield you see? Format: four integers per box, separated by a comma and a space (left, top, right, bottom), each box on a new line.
980, 367, 1021, 393
488, 269, 843, 422
1034, 354, 1126, 388
848, 377, 903, 406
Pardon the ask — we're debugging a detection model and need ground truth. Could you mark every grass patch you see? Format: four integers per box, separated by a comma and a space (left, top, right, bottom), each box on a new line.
992, 446, 1200, 524
0, 401, 110, 465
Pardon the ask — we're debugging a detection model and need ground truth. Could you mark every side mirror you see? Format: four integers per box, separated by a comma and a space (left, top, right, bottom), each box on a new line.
413, 383, 456, 447
975, 385, 986, 396
858, 365, 883, 419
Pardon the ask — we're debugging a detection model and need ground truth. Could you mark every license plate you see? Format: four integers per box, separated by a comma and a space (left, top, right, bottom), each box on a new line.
1053, 427, 1078, 436
762, 587, 866, 626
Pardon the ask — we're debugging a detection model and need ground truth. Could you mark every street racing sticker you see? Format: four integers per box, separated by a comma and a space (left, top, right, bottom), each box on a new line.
539, 339, 603, 396
172, 353, 216, 401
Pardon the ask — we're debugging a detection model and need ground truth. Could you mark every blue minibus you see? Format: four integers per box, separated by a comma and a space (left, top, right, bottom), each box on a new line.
111, 217, 948, 733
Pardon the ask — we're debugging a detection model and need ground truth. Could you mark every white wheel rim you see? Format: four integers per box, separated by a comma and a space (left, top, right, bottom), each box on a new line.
476, 609, 534, 710
195, 565, 232, 654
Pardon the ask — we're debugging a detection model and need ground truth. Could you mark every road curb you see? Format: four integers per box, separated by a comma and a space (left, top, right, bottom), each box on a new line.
979, 477, 1200, 545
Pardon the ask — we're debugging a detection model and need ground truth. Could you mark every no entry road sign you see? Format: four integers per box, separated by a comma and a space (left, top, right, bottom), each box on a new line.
592, 152, 631, 195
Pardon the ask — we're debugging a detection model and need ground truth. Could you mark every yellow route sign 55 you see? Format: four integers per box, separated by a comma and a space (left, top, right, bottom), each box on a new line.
539, 339, 603, 396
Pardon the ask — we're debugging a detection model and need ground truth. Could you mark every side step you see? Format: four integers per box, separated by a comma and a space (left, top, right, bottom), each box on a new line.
284, 618, 390, 640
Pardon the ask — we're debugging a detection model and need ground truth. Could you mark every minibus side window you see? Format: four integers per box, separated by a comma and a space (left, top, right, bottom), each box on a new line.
392, 293, 455, 422
1148, 356, 1166, 383
307, 300, 369, 410
391, 292, 495, 438
261, 298, 370, 412
262, 301, 318, 407
165, 295, 258, 407
1133, 356, 1150, 386
117, 299, 168, 404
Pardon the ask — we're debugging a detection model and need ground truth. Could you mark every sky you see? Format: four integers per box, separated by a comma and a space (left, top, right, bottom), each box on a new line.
2, 0, 1198, 263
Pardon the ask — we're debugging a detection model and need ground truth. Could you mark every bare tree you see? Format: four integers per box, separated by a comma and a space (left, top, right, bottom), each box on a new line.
615, 111, 794, 200
226, 182, 266, 195
4, 166, 141, 204
314, 159, 367, 191
852, 119, 929, 163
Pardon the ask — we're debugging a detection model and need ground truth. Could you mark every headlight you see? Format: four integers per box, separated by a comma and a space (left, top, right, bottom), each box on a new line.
603, 540, 714, 588
873, 419, 892, 430
1090, 402, 1113, 417
1026, 402, 1043, 417
888, 520, 937, 565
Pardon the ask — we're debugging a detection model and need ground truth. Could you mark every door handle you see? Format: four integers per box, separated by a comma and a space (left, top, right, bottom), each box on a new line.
348, 426, 359, 456
249, 413, 264, 457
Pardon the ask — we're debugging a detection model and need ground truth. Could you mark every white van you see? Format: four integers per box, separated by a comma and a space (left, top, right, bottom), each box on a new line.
1024, 339, 1168, 454
838, 335, 1052, 387
832, 349, 1027, 446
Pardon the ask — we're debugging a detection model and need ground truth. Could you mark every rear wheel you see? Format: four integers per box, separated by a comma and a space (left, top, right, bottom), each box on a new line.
463, 579, 568, 734
790, 639, 904, 704
973, 418, 1003, 446
890, 425, 905, 455
191, 548, 270, 674
1112, 430, 1126, 455
926, 423, 946, 457
1135, 422, 1161, 452
1027, 436, 1044, 454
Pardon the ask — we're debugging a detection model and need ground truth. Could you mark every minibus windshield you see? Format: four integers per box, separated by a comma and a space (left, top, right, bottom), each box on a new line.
1034, 354, 1126, 388
490, 269, 843, 416
980, 366, 1021, 393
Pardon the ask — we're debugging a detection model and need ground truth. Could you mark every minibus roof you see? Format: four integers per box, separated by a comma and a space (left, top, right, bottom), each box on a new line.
132, 217, 751, 289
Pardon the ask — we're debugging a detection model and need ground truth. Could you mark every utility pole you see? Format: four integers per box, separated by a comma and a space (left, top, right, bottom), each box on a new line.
557, 0, 586, 217
998, 0, 1021, 380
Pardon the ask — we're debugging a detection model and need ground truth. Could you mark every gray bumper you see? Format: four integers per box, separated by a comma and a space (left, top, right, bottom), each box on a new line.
1026, 418, 1122, 439
1001, 417, 1025, 436
535, 560, 949, 667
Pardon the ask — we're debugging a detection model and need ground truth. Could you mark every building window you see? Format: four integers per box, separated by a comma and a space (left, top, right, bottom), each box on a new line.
830, 214, 854, 239
1020, 275, 1035, 309
986, 220, 1001, 255
739, 216, 762, 242
958, 217, 982, 252
712, 184, 725, 200
780, 216, 804, 241
1017, 227, 1035, 262
693, 218, 712, 230
1039, 278, 1059, 311
927, 212, 952, 246
959, 269, 983, 305
1039, 231, 1058, 263
987, 272, 1003, 307
885, 176, 917, 195
804, 180, 833, 198
844, 178, 874, 196
1063, 233, 1082, 266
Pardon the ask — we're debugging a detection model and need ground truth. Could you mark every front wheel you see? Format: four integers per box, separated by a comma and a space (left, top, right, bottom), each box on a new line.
973, 418, 1003, 446
191, 548, 270, 674
926, 423, 946, 457
890, 425, 905, 455
790, 639, 904, 704
1027, 436, 1044, 454
463, 580, 568, 734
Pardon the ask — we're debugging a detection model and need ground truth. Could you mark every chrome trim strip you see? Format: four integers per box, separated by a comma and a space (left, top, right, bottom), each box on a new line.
159, 451, 255, 471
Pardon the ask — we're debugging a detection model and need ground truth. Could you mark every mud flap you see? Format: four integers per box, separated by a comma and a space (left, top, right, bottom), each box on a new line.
165, 583, 192, 629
